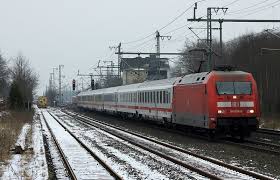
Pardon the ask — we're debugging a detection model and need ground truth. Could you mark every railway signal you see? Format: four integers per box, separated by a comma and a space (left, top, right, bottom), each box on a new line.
91, 79, 95, 90
72, 79, 76, 91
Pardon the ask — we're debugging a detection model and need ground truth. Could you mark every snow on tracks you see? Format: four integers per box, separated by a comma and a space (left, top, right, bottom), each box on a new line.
41, 110, 117, 180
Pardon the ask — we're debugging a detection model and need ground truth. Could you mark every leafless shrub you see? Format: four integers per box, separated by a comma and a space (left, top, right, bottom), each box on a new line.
0, 111, 33, 168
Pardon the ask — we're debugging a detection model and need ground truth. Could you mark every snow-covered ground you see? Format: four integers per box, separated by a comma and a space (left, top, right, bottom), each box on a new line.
53, 109, 266, 180
1, 107, 48, 179
41, 109, 114, 180
50, 109, 208, 179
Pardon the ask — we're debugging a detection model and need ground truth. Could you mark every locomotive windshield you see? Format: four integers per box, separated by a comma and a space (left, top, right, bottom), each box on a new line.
216, 82, 252, 95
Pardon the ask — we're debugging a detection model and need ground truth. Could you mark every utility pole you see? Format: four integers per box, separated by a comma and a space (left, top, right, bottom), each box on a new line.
58, 65, 64, 105
52, 67, 58, 91
155, 30, 172, 58
118, 43, 121, 78
109, 42, 122, 79
49, 73, 53, 90
206, 7, 228, 70
188, 4, 280, 71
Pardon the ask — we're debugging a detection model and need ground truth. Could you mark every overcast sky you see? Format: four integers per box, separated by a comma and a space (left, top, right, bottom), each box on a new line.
0, 0, 279, 94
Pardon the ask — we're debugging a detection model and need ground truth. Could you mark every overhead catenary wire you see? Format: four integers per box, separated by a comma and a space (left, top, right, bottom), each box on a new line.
222, 0, 241, 8
235, 1, 280, 18
226, 0, 276, 15
122, 0, 209, 45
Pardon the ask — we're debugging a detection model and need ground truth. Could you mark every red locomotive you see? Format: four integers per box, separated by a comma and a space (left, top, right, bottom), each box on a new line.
76, 70, 260, 138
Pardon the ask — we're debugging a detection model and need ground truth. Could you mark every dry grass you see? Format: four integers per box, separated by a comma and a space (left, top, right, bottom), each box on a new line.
0, 111, 33, 165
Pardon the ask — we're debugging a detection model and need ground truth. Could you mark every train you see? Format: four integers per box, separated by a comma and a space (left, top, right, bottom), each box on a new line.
37, 96, 48, 108
75, 70, 260, 138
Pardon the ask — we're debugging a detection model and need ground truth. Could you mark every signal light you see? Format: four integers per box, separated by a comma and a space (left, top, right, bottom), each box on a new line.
91, 79, 95, 90
72, 79, 76, 91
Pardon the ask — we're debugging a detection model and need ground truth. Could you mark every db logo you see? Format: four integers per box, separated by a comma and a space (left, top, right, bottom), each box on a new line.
231, 102, 240, 107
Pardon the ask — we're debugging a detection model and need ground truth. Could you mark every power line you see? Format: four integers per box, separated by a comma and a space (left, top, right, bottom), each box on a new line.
235, 0, 280, 18
124, 37, 154, 51
227, 0, 275, 15
122, 32, 155, 45
122, 0, 208, 45
222, 0, 241, 8
158, 3, 196, 32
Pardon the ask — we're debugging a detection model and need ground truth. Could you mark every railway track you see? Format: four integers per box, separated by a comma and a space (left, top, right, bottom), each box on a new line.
78, 110, 280, 156
257, 128, 280, 136
62, 109, 273, 180
41, 111, 77, 180
221, 138, 280, 156
41, 110, 121, 180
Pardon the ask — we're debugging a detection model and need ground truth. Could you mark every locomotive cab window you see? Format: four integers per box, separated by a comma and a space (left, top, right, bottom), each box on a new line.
216, 82, 252, 95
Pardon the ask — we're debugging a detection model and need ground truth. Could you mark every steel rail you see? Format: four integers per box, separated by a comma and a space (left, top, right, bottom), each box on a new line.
47, 111, 122, 180
41, 112, 77, 180
245, 139, 280, 150
257, 128, 280, 136
65, 113, 222, 180
79, 111, 280, 156
221, 139, 280, 156
64, 110, 274, 180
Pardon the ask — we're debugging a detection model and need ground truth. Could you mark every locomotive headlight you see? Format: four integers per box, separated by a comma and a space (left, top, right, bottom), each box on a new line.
218, 110, 224, 114
249, 109, 254, 113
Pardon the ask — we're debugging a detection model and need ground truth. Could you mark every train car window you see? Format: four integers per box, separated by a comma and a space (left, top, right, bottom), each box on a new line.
164, 92, 166, 103
156, 91, 159, 103
216, 82, 252, 95
216, 82, 234, 94
160, 91, 162, 104
196, 77, 200, 81
144, 92, 147, 103
168, 92, 170, 103
202, 77, 205, 80
234, 82, 252, 94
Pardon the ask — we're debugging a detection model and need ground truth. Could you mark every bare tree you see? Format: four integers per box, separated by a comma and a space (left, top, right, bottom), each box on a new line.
9, 54, 39, 109
0, 53, 9, 97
